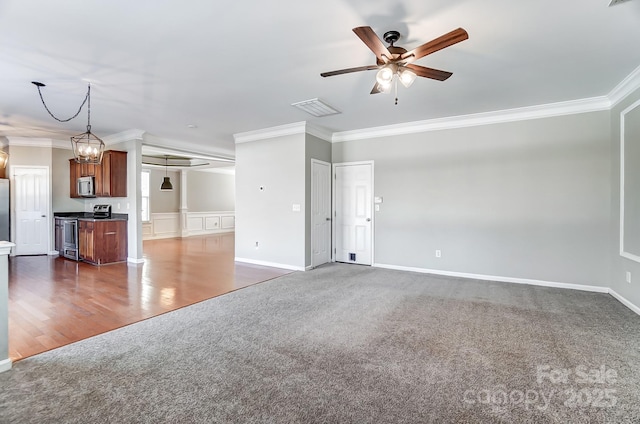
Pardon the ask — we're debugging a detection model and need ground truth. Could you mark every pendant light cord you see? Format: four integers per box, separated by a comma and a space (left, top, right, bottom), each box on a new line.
33, 82, 90, 123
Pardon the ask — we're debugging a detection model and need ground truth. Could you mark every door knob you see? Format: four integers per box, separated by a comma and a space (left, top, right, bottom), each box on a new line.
41, 215, 46, 218
366, 218, 371, 222
326, 218, 331, 221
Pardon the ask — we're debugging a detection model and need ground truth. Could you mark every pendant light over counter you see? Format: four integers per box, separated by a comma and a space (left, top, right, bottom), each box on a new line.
160, 155, 173, 191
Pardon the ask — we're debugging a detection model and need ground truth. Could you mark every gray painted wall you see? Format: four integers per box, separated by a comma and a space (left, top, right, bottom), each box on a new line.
187, 171, 235, 212
332, 111, 611, 287
235, 133, 306, 268
52, 148, 84, 212
610, 85, 640, 308
149, 168, 180, 213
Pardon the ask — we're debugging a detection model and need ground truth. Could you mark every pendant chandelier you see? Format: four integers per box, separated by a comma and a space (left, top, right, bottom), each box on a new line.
160, 156, 173, 191
32, 81, 105, 164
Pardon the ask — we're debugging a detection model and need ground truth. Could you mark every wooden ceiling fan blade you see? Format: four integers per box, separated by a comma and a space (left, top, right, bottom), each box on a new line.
401, 28, 468, 63
405, 64, 453, 81
321, 65, 378, 77
353, 26, 393, 63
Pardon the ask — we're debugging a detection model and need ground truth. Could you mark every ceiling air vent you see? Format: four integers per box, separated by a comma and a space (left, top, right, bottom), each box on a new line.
608, 0, 633, 6
291, 98, 341, 117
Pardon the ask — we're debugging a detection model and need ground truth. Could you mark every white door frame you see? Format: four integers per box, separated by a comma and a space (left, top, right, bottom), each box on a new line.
332, 161, 374, 265
10, 165, 52, 256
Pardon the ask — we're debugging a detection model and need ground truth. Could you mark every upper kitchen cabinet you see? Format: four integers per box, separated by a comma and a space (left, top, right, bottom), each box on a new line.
96, 150, 127, 197
69, 150, 127, 198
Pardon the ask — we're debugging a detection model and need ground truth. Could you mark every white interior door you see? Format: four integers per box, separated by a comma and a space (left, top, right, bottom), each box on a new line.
13, 167, 50, 255
311, 159, 331, 267
334, 162, 373, 265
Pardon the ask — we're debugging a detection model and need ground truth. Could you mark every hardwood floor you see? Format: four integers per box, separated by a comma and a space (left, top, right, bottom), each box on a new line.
8, 233, 291, 361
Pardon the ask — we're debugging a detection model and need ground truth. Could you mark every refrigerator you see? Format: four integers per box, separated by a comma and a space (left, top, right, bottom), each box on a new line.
0, 179, 9, 242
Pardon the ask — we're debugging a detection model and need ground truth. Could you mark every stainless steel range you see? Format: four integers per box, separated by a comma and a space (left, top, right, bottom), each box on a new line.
93, 204, 112, 219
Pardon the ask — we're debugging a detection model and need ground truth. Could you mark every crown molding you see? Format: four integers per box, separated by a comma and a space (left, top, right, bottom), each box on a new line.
6, 137, 58, 148
233, 121, 333, 144
234, 122, 306, 144
102, 128, 146, 145
331, 96, 611, 143
144, 134, 235, 160
304, 123, 333, 142
608, 64, 640, 107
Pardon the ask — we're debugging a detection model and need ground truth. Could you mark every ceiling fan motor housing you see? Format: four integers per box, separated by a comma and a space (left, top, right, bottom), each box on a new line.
383, 30, 400, 46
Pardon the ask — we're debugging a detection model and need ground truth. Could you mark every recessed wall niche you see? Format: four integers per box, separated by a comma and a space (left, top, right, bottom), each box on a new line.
621, 98, 640, 262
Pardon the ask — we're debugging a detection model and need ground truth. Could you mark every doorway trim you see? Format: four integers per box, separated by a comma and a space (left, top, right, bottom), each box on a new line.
332, 160, 374, 265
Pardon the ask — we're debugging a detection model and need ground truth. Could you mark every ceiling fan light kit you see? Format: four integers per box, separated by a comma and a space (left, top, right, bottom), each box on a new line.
321, 25, 468, 104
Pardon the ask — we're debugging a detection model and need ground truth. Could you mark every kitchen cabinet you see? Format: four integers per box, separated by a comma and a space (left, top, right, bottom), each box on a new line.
69, 150, 127, 198
78, 219, 127, 265
96, 150, 127, 197
69, 159, 81, 198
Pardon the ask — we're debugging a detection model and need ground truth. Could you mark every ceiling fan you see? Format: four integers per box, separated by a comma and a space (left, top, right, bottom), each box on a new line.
321, 26, 468, 102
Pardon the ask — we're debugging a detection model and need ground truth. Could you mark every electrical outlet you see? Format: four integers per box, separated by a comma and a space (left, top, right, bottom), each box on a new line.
626, 271, 631, 283
435, 250, 441, 258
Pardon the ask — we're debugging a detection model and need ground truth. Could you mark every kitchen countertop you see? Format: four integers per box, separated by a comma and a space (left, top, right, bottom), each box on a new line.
54, 212, 128, 221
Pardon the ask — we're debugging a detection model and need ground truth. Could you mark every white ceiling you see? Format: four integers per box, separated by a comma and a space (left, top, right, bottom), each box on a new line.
1, 0, 640, 159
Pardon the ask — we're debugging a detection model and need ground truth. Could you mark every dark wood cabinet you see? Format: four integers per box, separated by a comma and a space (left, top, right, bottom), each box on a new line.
69, 150, 127, 198
78, 220, 94, 262
69, 159, 80, 198
79, 219, 127, 265
96, 150, 127, 197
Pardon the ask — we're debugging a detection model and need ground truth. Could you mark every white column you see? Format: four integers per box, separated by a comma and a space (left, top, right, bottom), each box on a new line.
0, 241, 15, 373
179, 170, 189, 238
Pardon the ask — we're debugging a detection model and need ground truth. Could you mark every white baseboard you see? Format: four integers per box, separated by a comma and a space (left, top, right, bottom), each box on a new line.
373, 263, 610, 293
49, 250, 59, 256
127, 257, 145, 264
235, 257, 304, 271
608, 289, 640, 316
0, 358, 12, 373
373, 263, 640, 316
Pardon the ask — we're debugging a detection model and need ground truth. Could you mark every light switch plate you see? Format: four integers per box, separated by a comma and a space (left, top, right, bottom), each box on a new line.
292, 204, 301, 212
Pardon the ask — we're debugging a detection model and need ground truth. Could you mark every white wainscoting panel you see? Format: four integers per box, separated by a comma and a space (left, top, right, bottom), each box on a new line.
143, 211, 234, 240
221, 215, 235, 229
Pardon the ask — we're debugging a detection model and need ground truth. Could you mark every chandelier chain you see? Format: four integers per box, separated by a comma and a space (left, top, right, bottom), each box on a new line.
35, 83, 90, 123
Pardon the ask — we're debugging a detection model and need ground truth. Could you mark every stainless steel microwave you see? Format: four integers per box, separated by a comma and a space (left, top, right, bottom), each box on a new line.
77, 176, 95, 197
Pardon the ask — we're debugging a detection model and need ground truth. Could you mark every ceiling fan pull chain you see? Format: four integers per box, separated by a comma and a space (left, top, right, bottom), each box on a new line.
395, 78, 398, 105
